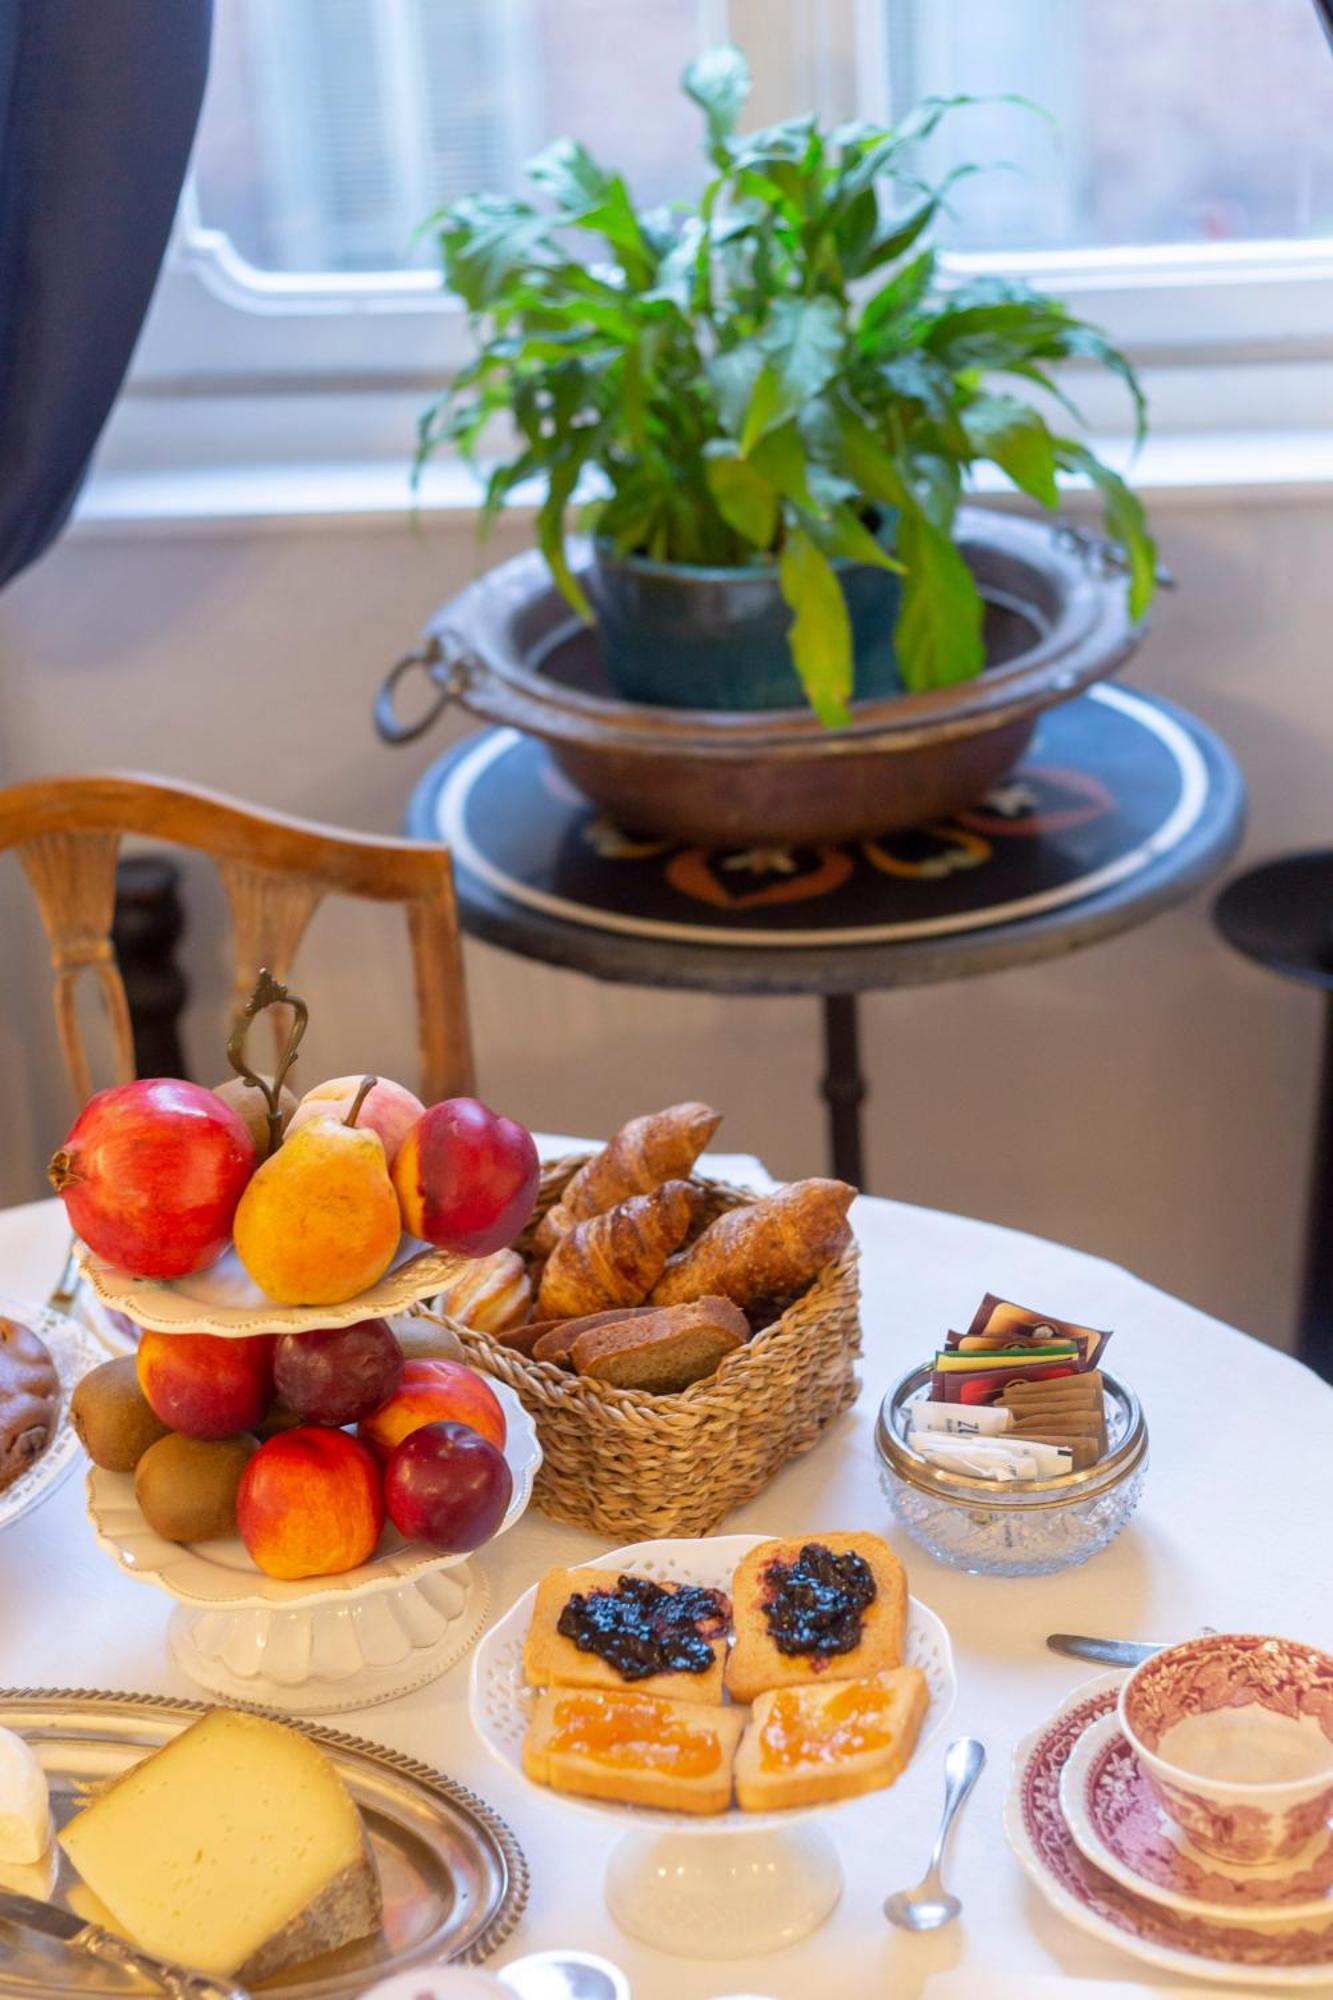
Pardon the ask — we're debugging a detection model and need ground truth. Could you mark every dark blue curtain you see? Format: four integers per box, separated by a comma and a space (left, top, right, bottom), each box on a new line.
0, 0, 212, 590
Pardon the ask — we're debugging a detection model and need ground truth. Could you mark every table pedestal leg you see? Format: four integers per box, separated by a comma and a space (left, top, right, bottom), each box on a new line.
1298, 994, 1333, 1381
821, 992, 866, 1188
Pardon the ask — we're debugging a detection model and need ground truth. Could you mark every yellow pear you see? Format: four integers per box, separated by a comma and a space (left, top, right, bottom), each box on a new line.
233, 1077, 401, 1306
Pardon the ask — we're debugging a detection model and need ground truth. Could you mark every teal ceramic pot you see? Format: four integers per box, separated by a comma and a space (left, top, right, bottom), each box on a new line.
589, 539, 901, 711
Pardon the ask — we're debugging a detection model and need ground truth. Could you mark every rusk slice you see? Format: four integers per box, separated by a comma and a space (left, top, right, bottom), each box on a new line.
524, 1566, 731, 1703
570, 1297, 748, 1393
725, 1532, 907, 1704
524, 1688, 744, 1815
735, 1667, 928, 1811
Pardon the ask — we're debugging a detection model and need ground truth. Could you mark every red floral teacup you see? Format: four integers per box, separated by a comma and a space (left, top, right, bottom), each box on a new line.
1119, 1633, 1333, 1866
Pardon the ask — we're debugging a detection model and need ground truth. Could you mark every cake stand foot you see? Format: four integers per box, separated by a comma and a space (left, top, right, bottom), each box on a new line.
166, 1563, 490, 1714
604, 1821, 843, 1957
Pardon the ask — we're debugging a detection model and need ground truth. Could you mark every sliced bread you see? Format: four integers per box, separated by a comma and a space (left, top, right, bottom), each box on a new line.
570, 1297, 748, 1393
523, 1688, 744, 1814
725, 1531, 908, 1704
524, 1566, 732, 1704
735, 1666, 928, 1811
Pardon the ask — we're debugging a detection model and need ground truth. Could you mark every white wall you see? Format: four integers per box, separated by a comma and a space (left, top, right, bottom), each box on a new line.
1, 487, 1327, 1353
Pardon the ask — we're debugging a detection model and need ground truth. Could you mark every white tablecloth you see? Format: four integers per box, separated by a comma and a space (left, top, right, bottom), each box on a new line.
2, 1181, 1331, 2000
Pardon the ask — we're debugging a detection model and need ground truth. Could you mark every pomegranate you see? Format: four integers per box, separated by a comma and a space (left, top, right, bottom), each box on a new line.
50, 1079, 255, 1279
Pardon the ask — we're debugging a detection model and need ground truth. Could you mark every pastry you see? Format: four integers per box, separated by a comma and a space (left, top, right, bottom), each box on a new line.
0, 1318, 58, 1493
571, 1297, 748, 1393
725, 1532, 907, 1704
735, 1667, 928, 1811
434, 1248, 532, 1333
536, 1180, 700, 1320
560, 1102, 720, 1223
524, 1565, 733, 1704
649, 1179, 854, 1312
527, 1306, 659, 1367
524, 1688, 744, 1815
59, 1709, 381, 1983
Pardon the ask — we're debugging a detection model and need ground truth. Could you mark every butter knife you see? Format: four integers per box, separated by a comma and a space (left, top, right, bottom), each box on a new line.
0, 1891, 249, 1999
1046, 1633, 1164, 1667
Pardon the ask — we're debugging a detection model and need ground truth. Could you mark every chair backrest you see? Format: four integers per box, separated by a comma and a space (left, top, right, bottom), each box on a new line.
0, 772, 473, 1107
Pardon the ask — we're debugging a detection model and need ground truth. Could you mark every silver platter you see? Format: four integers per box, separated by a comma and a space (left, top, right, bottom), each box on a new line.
0, 1689, 528, 1993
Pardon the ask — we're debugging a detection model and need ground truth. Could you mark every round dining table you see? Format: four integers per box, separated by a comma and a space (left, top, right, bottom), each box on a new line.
2, 1161, 1331, 2000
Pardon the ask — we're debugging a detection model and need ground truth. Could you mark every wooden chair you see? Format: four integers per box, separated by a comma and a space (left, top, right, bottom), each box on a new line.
0, 772, 474, 1106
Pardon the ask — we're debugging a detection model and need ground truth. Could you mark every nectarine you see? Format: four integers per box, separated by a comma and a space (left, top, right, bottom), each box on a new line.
359, 1357, 506, 1458
136, 1330, 275, 1440
393, 1098, 538, 1255
236, 1427, 384, 1579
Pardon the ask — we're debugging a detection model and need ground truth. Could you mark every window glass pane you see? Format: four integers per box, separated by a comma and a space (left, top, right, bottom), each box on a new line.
885, 0, 1333, 251
193, 0, 710, 275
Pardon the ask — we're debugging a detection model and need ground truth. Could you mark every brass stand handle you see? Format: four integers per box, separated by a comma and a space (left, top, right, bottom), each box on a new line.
374, 631, 477, 745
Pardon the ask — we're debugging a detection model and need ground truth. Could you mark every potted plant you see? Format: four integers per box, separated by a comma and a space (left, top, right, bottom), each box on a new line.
418, 46, 1155, 728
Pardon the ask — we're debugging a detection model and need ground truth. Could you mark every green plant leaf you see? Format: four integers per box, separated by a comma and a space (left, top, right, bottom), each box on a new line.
683, 45, 751, 158
831, 399, 913, 512
439, 196, 550, 311
814, 505, 906, 572
778, 522, 854, 725
740, 296, 844, 450
894, 502, 986, 691
526, 138, 654, 283
859, 250, 936, 343
537, 454, 593, 620
962, 392, 1059, 507
749, 421, 820, 511
1055, 440, 1159, 620
704, 442, 779, 549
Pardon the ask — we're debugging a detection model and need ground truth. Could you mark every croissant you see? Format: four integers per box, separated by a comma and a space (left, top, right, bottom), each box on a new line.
649, 1179, 855, 1312
531, 1201, 575, 1260
561, 1102, 721, 1224
536, 1179, 701, 1320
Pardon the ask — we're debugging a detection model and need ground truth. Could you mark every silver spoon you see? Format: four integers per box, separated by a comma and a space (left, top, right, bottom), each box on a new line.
883, 1735, 986, 1930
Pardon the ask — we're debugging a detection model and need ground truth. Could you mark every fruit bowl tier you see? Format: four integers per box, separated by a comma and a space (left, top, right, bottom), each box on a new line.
74, 1238, 471, 1335
469, 1533, 957, 1957
86, 1381, 541, 1715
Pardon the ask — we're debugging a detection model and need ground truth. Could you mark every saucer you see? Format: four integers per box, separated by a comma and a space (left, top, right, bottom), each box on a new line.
1004, 1676, 1333, 1986
1060, 1711, 1333, 1923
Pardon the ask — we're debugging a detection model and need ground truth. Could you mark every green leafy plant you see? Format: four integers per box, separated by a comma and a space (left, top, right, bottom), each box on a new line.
419, 46, 1156, 725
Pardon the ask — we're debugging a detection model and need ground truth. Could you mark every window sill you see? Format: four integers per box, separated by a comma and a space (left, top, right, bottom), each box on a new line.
69, 431, 1333, 542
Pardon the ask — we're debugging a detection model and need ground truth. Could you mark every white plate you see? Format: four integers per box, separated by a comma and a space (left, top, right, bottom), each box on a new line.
85, 1376, 541, 1609
1060, 1710, 1333, 1924
1004, 1674, 1333, 1987
468, 1531, 957, 1833
75, 1237, 470, 1336
0, 1299, 104, 1535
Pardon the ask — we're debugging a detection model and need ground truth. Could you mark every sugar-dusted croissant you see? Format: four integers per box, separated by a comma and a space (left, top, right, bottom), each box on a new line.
561, 1103, 721, 1224
649, 1179, 855, 1312
536, 1179, 701, 1321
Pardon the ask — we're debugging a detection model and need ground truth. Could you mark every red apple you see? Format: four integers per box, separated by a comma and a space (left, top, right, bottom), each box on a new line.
359, 1357, 506, 1458
384, 1419, 512, 1552
393, 1098, 538, 1255
50, 1079, 255, 1279
286, 1075, 424, 1167
136, 1330, 275, 1439
273, 1319, 404, 1427
236, 1427, 384, 1579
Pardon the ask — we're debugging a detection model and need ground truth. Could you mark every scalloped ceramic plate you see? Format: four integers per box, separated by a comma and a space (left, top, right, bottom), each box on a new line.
468, 1531, 956, 1834
74, 1238, 471, 1336
0, 1299, 104, 1536
85, 1377, 541, 1608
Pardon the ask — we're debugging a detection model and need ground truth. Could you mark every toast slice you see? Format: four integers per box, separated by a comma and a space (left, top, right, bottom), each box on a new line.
524, 1566, 732, 1704
725, 1532, 908, 1704
571, 1298, 748, 1393
527, 1306, 658, 1366
735, 1667, 928, 1811
523, 1688, 744, 1815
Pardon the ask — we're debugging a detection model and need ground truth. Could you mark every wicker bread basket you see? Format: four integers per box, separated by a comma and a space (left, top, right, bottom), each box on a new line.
450, 1156, 862, 1539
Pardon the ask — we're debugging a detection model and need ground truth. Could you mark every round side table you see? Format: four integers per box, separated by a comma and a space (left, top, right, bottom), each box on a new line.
1214, 852, 1333, 1379
407, 683, 1244, 1190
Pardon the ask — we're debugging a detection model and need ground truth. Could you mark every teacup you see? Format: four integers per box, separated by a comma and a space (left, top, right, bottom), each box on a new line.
1119, 1633, 1333, 1866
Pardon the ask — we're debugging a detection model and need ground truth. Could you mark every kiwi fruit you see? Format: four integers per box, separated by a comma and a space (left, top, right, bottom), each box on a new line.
71, 1358, 170, 1472
133, 1433, 257, 1543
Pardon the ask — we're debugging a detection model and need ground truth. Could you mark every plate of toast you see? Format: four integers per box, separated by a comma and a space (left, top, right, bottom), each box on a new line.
469, 1530, 955, 1830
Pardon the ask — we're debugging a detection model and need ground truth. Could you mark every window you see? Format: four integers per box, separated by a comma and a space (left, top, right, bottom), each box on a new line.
115, 0, 1333, 466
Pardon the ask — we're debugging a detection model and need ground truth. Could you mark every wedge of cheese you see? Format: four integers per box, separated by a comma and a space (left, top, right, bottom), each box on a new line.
59, 1709, 381, 1982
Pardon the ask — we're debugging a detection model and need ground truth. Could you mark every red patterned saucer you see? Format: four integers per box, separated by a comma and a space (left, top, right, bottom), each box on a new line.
1004, 1676, 1333, 1986
1061, 1711, 1333, 1922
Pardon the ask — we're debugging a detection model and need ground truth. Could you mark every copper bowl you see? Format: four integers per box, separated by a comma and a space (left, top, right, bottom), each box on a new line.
376, 508, 1146, 847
